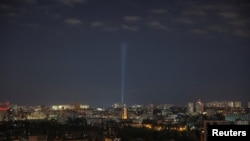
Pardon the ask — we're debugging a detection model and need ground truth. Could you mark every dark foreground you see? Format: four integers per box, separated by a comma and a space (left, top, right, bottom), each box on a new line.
0, 120, 200, 141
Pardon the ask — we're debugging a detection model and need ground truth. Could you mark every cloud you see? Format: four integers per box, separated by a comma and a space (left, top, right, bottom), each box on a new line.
90, 22, 103, 27
50, 14, 62, 19
218, 11, 239, 20
207, 25, 228, 33
123, 16, 142, 22
233, 29, 249, 38
24, 23, 40, 28
0, 4, 11, 10
90, 22, 120, 31
190, 29, 208, 35
228, 20, 249, 27
24, 0, 37, 5
7, 12, 18, 18
122, 24, 139, 31
56, 0, 86, 6
64, 18, 81, 25
207, 24, 250, 38
151, 9, 167, 14
174, 17, 194, 24
103, 26, 119, 32
181, 9, 207, 16
148, 21, 168, 30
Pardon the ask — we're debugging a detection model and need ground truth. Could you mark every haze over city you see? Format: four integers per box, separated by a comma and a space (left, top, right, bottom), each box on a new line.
0, 0, 249, 107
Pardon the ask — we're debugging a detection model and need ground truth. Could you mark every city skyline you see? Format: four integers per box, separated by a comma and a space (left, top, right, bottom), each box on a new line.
0, 0, 250, 107
1, 99, 249, 108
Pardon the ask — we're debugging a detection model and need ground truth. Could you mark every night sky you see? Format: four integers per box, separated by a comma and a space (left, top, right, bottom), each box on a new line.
0, 0, 249, 107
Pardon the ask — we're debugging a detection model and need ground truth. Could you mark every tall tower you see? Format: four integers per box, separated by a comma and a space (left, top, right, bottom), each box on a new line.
121, 43, 128, 120
195, 99, 204, 114
187, 102, 194, 114
121, 104, 127, 120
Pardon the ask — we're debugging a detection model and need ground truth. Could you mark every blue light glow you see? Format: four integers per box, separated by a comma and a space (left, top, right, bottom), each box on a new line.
121, 43, 127, 103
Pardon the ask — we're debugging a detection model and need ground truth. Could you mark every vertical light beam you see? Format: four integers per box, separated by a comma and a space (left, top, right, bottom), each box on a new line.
121, 43, 127, 104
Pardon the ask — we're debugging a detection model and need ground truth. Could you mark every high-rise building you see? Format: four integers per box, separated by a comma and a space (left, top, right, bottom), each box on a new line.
233, 101, 242, 108
195, 99, 204, 114
0, 102, 10, 121
226, 101, 234, 108
121, 104, 127, 120
147, 103, 154, 119
187, 102, 194, 114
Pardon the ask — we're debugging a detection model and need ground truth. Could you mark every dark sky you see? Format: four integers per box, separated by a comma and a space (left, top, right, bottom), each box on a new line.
0, 0, 249, 107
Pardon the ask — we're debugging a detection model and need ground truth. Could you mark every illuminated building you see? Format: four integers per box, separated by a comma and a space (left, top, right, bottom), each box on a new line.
51, 104, 89, 110
226, 101, 234, 108
187, 102, 194, 114
205, 101, 234, 108
80, 104, 89, 109
27, 111, 46, 120
0, 102, 10, 111
112, 103, 123, 108
195, 99, 204, 114
28, 135, 47, 141
121, 104, 127, 120
147, 103, 154, 119
0, 102, 10, 121
233, 101, 242, 108
51, 105, 74, 110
